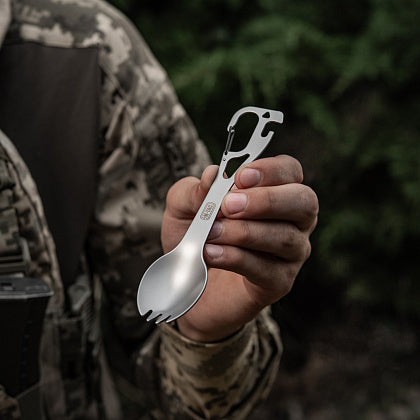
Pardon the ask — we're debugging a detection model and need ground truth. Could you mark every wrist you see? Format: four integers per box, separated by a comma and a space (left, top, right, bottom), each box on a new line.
174, 271, 263, 342
176, 316, 244, 343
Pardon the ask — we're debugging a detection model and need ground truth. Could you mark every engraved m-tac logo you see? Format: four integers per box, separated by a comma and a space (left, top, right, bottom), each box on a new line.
200, 202, 216, 220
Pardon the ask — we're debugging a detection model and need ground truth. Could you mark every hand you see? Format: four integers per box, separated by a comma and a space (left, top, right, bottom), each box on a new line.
161, 155, 318, 342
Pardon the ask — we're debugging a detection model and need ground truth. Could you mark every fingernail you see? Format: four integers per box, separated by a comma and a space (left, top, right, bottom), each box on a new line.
240, 168, 261, 187
225, 192, 247, 214
207, 220, 222, 240
205, 244, 223, 258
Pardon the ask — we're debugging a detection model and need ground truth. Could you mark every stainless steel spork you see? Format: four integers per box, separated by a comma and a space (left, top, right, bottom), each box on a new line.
137, 106, 284, 323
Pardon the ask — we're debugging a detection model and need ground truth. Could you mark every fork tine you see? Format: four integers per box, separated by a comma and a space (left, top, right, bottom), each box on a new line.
146, 311, 161, 322
155, 314, 171, 324
165, 313, 179, 323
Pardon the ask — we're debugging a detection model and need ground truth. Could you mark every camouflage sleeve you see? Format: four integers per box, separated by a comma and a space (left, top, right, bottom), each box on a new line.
153, 308, 282, 419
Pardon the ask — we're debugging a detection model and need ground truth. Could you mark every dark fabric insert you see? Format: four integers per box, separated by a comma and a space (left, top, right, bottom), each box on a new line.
0, 41, 100, 287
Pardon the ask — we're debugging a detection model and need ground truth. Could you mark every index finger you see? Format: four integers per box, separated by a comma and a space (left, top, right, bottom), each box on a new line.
222, 183, 319, 231
234, 155, 303, 189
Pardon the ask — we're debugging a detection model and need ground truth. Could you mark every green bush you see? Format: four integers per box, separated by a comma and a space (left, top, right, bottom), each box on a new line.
111, 0, 420, 319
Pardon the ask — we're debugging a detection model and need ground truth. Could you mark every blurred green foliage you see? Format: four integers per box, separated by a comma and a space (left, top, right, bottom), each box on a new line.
111, 0, 420, 319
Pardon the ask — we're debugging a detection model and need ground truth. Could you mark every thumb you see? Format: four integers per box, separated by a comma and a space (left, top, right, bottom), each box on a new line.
165, 165, 219, 220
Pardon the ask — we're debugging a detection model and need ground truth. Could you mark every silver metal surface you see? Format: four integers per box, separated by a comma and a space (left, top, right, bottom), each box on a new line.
137, 106, 284, 323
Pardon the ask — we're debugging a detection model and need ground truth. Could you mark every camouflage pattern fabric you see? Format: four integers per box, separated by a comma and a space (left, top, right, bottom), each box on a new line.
0, 132, 64, 305
0, 0, 283, 418
156, 308, 282, 419
0, 129, 65, 418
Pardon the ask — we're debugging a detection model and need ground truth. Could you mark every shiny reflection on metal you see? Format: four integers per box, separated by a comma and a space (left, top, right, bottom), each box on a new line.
137, 106, 284, 323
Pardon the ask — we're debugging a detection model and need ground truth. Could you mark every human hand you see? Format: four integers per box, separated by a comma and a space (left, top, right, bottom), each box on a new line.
161, 155, 318, 342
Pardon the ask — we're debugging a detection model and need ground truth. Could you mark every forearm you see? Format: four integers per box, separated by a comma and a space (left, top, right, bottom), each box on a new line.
133, 308, 282, 420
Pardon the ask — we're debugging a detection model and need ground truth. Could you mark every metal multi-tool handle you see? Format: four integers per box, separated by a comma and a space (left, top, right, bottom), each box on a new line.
182, 106, 284, 245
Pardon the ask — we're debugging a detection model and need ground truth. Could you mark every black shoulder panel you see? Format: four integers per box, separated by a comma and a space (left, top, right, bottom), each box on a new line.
0, 41, 100, 287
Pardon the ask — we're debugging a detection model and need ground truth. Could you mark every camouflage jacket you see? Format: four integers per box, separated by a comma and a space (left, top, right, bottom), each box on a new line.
0, 0, 282, 418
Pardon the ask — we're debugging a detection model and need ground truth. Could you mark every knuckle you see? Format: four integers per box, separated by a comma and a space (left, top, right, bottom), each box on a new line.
167, 176, 195, 200
291, 158, 304, 183
238, 220, 253, 245
300, 186, 319, 219
230, 248, 247, 270
166, 181, 178, 201
165, 183, 181, 213
284, 280, 294, 296
303, 239, 312, 261
280, 274, 295, 297
279, 155, 304, 183
281, 226, 310, 261
271, 264, 297, 299
267, 188, 279, 211
282, 223, 298, 249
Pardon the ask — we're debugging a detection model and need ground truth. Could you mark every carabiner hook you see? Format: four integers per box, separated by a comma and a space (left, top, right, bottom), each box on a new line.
224, 126, 235, 155
223, 106, 284, 163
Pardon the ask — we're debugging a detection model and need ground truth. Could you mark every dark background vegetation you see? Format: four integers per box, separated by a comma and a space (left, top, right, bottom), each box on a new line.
110, 0, 420, 417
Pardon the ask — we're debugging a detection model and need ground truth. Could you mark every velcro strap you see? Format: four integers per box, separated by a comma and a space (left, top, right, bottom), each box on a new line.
0, 157, 29, 275
0, 156, 30, 275
0, 208, 19, 253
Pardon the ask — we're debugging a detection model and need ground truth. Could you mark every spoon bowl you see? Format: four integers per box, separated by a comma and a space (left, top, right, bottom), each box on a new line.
137, 241, 207, 323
